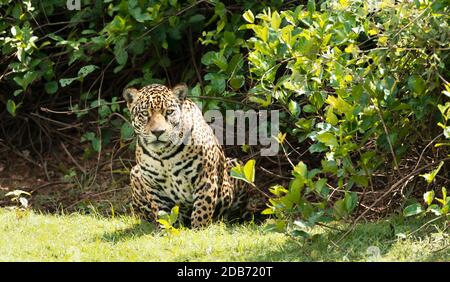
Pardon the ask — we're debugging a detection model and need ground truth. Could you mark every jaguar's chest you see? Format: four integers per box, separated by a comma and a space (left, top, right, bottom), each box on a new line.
138, 153, 203, 204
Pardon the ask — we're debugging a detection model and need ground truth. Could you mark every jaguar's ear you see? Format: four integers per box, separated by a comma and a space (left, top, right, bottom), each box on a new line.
123, 88, 139, 106
172, 83, 188, 101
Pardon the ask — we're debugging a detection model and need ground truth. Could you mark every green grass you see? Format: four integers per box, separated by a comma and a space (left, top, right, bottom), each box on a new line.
0, 208, 448, 262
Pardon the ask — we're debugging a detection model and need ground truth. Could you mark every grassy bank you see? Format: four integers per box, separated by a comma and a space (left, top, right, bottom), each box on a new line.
0, 209, 448, 262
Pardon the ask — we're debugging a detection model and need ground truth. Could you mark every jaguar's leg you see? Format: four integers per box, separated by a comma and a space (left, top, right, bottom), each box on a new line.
130, 166, 156, 220
191, 179, 218, 229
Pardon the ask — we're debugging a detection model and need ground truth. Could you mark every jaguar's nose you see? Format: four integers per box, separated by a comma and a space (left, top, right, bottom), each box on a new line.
151, 129, 165, 138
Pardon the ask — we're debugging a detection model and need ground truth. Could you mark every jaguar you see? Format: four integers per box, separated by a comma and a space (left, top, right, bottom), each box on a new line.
123, 83, 247, 228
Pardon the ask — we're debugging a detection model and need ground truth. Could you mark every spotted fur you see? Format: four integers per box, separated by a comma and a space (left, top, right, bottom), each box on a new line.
123, 83, 247, 228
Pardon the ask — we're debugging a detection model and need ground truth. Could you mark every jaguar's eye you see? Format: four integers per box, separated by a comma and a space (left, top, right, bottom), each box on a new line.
141, 111, 149, 117
166, 109, 174, 115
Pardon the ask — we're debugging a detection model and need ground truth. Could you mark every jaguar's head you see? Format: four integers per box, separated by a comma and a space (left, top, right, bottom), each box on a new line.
123, 83, 189, 151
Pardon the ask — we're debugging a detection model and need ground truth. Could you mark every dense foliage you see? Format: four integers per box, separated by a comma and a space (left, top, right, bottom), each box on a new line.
241, 0, 450, 234
1, 0, 449, 234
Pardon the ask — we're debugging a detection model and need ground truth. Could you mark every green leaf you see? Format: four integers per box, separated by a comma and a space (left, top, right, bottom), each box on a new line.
13, 89, 23, 96
59, 77, 78, 87
420, 161, 444, 184
261, 207, 274, 215
271, 11, 281, 30
243, 159, 256, 183
81, 132, 95, 143
436, 187, 448, 206
230, 164, 246, 182
315, 178, 329, 198
114, 47, 128, 66
212, 54, 228, 71
333, 199, 347, 219
88, 137, 101, 152
289, 100, 300, 117
352, 175, 369, 187
443, 126, 450, 139
307, 0, 316, 14
442, 187, 447, 202
294, 219, 312, 229
169, 205, 179, 225
156, 218, 171, 230
229, 75, 245, 90
129, 6, 152, 23
226, 54, 243, 75
243, 10, 255, 23
407, 75, 426, 95
287, 178, 303, 204
204, 73, 226, 93
309, 143, 328, 153
189, 14, 205, 24
106, 15, 127, 32
326, 95, 353, 117
291, 230, 311, 239
13, 71, 39, 90
231, 161, 256, 185
78, 65, 98, 78
344, 192, 358, 213
360, 151, 376, 166
292, 161, 308, 181
403, 203, 424, 217
44, 81, 58, 94
437, 104, 449, 120
201, 51, 216, 66
266, 220, 287, 233
322, 159, 338, 174
249, 94, 271, 107
423, 191, 435, 206
253, 25, 269, 41
120, 122, 134, 140
317, 132, 338, 147
295, 117, 313, 130
81, 131, 102, 152
326, 107, 338, 126
303, 104, 315, 113
98, 105, 111, 120
427, 204, 441, 216
6, 99, 17, 117
269, 185, 289, 197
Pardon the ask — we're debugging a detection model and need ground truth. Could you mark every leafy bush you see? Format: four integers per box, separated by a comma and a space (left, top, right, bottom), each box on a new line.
403, 82, 450, 218
234, 0, 449, 235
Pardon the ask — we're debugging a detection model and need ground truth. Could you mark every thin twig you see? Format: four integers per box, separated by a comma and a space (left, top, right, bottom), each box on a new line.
408, 215, 445, 237
188, 27, 203, 87
60, 142, 86, 174
247, 181, 271, 199
31, 181, 70, 193
316, 222, 344, 232
260, 166, 293, 180
414, 133, 443, 171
